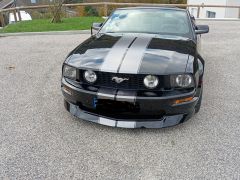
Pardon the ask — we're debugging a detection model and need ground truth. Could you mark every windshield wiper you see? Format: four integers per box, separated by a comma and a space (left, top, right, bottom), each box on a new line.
104, 31, 117, 33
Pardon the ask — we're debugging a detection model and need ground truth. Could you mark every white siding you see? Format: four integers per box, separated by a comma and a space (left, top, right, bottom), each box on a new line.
188, 0, 240, 18
225, 0, 240, 18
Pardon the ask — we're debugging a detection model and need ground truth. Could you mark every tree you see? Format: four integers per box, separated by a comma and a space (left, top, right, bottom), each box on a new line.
49, 0, 64, 23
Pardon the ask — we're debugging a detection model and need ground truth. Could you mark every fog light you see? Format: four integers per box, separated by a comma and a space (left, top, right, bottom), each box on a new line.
84, 70, 97, 83
143, 75, 159, 89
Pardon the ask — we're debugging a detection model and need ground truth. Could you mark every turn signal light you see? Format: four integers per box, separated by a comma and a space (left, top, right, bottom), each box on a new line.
174, 97, 193, 104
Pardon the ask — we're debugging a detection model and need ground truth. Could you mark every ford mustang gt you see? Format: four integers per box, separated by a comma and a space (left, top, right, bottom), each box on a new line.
61, 7, 209, 128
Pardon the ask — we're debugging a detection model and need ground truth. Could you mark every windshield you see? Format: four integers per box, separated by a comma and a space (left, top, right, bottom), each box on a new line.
100, 8, 192, 38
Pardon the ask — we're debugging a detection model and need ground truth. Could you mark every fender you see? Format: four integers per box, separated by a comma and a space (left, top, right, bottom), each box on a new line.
197, 54, 205, 74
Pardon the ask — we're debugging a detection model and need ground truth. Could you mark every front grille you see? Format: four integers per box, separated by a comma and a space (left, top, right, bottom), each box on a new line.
79, 70, 169, 91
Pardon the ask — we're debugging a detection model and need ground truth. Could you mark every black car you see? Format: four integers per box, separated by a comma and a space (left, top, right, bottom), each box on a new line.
61, 7, 209, 128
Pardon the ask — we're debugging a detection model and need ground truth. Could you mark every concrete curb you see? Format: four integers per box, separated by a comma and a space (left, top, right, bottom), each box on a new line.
0, 30, 91, 36
196, 18, 240, 21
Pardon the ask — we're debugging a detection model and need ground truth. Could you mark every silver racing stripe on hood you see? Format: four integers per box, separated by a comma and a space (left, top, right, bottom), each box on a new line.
99, 35, 153, 103
100, 36, 136, 73
115, 36, 153, 103
118, 36, 153, 74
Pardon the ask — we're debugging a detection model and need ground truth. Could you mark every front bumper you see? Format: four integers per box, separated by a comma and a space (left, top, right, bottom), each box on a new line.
62, 78, 198, 128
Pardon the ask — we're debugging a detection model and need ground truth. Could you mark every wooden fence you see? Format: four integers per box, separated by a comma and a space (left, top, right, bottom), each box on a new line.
1, 2, 240, 27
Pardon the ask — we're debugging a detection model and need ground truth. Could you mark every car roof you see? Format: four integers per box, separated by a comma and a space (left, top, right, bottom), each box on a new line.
116, 6, 186, 11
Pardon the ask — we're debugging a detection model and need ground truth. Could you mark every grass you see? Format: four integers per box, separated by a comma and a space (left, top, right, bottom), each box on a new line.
0, 16, 104, 33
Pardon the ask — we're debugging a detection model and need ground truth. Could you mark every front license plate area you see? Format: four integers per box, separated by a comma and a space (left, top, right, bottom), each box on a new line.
94, 99, 140, 113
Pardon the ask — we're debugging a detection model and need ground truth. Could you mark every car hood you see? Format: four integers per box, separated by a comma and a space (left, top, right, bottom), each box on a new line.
66, 33, 196, 75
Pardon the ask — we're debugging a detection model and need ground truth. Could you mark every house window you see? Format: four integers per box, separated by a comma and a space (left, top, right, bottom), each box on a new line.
31, 0, 36, 3
206, 11, 216, 18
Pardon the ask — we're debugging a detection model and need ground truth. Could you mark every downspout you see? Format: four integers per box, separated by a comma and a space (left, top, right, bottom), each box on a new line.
224, 0, 228, 18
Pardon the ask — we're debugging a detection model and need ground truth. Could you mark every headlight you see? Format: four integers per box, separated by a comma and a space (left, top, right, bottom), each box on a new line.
143, 75, 159, 89
170, 74, 194, 88
84, 70, 97, 83
63, 65, 76, 80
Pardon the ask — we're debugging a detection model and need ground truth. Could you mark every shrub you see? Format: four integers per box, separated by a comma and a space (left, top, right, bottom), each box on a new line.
84, 6, 99, 16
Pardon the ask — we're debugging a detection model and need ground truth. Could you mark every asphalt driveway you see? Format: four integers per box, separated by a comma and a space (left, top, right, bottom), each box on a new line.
0, 20, 240, 179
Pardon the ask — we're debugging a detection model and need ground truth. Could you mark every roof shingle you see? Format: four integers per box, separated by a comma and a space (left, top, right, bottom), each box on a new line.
0, 0, 14, 9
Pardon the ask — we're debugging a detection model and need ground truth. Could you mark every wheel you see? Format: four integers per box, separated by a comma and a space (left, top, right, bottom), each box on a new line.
195, 86, 203, 113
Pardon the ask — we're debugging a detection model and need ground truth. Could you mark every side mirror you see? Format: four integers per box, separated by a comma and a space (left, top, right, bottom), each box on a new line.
91, 22, 102, 35
190, 15, 195, 22
195, 25, 209, 34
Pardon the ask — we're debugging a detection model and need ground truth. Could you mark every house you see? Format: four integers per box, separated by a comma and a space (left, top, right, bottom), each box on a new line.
0, 0, 13, 26
0, 0, 14, 9
188, 0, 240, 18
0, 0, 51, 9
0, 0, 50, 26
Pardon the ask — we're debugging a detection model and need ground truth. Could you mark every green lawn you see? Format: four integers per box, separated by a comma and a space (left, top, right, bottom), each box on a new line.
0, 17, 104, 33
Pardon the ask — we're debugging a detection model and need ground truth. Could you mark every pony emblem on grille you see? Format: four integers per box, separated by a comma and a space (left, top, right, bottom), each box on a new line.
112, 77, 129, 83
